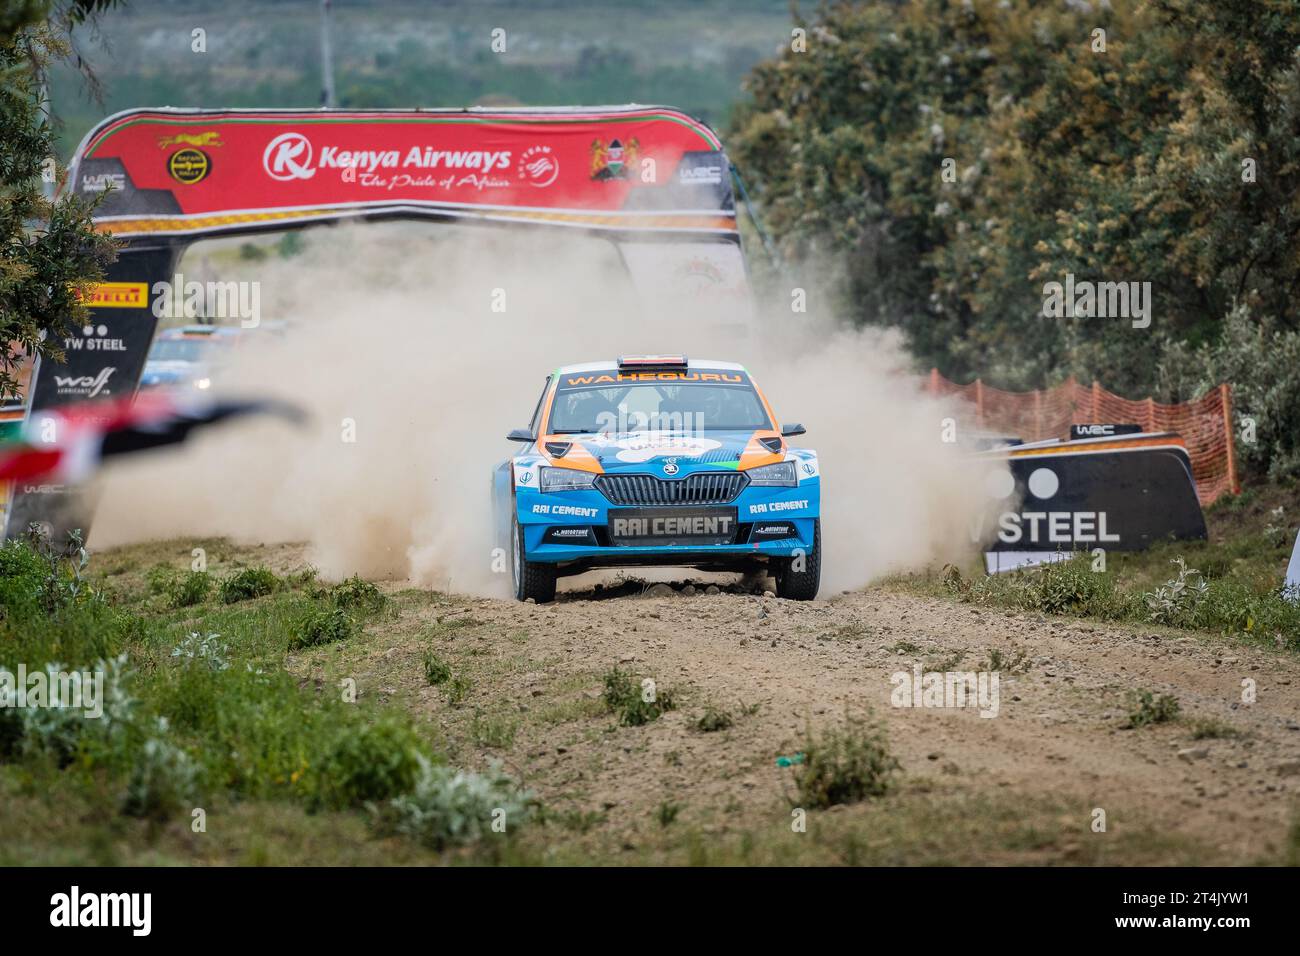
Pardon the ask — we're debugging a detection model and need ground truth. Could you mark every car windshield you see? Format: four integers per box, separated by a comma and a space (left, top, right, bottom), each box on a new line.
549, 382, 771, 433
147, 338, 214, 363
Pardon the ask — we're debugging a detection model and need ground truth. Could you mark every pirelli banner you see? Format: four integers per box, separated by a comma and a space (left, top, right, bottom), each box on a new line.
6, 106, 748, 539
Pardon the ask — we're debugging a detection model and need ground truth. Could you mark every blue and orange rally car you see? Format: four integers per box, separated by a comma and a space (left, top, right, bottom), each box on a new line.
493, 355, 821, 602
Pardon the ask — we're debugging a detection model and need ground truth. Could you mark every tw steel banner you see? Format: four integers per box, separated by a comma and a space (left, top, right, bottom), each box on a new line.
976, 435, 1207, 571
69, 106, 737, 238
4, 246, 179, 539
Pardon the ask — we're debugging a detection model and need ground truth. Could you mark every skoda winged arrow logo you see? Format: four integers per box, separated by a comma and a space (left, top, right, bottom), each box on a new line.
662, 459, 679, 476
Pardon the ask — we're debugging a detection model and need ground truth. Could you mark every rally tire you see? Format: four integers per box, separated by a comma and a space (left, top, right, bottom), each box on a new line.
512, 513, 556, 603
774, 518, 821, 601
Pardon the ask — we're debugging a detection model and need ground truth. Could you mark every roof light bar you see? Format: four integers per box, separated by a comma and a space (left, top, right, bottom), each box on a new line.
617, 354, 688, 369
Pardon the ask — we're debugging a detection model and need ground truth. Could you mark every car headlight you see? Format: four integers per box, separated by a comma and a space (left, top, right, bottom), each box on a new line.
745, 461, 797, 487
540, 466, 596, 493
193, 377, 212, 390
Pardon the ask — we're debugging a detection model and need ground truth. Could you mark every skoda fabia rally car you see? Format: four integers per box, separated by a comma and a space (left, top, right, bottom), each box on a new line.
493, 356, 821, 602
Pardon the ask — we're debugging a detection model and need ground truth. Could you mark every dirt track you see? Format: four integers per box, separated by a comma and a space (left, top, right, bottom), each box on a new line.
327, 570, 1300, 864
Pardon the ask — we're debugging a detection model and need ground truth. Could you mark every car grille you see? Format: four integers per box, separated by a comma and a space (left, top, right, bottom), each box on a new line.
594, 472, 749, 506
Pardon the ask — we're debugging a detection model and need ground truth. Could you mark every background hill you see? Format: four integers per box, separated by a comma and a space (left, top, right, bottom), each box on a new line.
49, 0, 789, 155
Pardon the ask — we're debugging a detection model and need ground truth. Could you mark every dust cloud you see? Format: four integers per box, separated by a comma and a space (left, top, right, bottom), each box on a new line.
92, 224, 1004, 595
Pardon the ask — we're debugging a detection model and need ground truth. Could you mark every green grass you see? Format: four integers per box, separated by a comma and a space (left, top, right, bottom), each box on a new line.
1183, 716, 1242, 740
790, 714, 900, 809
695, 704, 734, 733
900, 483, 1300, 653
445, 674, 473, 706
601, 667, 677, 726
470, 711, 519, 749
1126, 690, 1181, 729
0, 533, 531, 862
7, 525, 1295, 867
218, 566, 282, 604
919, 527, 1300, 653
288, 606, 357, 651
423, 652, 453, 686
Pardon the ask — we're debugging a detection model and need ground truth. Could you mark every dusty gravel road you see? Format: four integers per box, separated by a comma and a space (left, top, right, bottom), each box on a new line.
326, 572, 1300, 864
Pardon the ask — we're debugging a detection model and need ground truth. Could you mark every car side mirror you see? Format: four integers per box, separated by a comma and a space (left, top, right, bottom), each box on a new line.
506, 427, 536, 442
780, 423, 806, 437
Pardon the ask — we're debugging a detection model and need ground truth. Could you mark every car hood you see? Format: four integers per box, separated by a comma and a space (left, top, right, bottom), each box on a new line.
550, 430, 767, 473
141, 360, 202, 384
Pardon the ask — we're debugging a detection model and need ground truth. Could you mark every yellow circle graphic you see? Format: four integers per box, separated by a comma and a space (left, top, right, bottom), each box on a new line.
168, 148, 210, 185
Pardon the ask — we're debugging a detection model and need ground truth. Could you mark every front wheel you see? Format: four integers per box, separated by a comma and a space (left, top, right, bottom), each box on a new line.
773, 518, 821, 600
511, 513, 556, 603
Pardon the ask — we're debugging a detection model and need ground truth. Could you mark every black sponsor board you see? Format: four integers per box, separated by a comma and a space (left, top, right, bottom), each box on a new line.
75, 157, 183, 216
5, 244, 180, 541
986, 443, 1207, 552
608, 506, 737, 546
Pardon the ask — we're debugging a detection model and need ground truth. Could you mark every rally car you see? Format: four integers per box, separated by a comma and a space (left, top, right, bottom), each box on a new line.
493, 356, 821, 602
139, 325, 242, 391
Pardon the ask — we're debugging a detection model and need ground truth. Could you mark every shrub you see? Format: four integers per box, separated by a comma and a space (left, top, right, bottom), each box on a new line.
219, 566, 281, 603
445, 674, 472, 706
24, 526, 96, 613
309, 719, 425, 810
962, 555, 1131, 618
695, 705, 734, 733
289, 607, 355, 651
329, 575, 385, 614
372, 756, 534, 849
1126, 689, 1181, 728
601, 667, 676, 726
119, 719, 200, 820
283, 566, 319, 588
170, 632, 231, 671
0, 704, 23, 759
168, 571, 211, 608
1022, 558, 1122, 616
1163, 304, 1300, 479
791, 715, 899, 808
1286, 812, 1300, 867
1186, 717, 1241, 740
156, 664, 352, 802
1143, 558, 1209, 626
423, 652, 452, 686
656, 801, 681, 827
145, 564, 178, 596
3, 655, 138, 767
986, 646, 1031, 674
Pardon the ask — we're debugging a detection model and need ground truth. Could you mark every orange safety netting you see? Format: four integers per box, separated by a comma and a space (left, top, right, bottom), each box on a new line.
927, 371, 1240, 505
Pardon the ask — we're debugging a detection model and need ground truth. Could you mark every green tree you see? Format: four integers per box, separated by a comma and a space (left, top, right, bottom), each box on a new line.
731, 0, 1300, 410
0, 0, 119, 404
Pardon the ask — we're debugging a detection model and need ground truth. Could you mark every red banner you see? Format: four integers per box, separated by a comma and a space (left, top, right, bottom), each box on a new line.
70, 107, 736, 237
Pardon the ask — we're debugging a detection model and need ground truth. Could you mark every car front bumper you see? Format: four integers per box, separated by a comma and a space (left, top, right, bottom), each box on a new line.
514, 479, 821, 568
